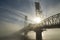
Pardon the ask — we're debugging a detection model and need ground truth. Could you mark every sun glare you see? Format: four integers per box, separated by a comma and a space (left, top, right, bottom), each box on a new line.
33, 17, 42, 23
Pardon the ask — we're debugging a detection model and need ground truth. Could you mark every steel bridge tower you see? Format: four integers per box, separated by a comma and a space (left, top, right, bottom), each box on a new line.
35, 0, 43, 40
24, 0, 43, 40
35, 1, 42, 17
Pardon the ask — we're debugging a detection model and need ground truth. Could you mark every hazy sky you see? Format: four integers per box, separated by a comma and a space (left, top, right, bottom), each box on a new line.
0, 0, 60, 38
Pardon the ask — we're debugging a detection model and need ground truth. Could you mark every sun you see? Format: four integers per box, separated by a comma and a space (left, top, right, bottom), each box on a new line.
33, 17, 42, 23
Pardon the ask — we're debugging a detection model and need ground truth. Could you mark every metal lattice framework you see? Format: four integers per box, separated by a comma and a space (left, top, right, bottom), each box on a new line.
40, 13, 60, 26
33, 13, 60, 31
19, 13, 60, 33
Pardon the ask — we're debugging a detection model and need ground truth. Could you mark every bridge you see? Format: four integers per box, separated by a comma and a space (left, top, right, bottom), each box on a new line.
16, 1, 60, 40
13, 1, 60, 40
19, 13, 60, 40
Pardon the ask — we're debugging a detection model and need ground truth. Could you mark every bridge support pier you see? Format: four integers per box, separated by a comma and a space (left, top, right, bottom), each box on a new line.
36, 30, 43, 40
